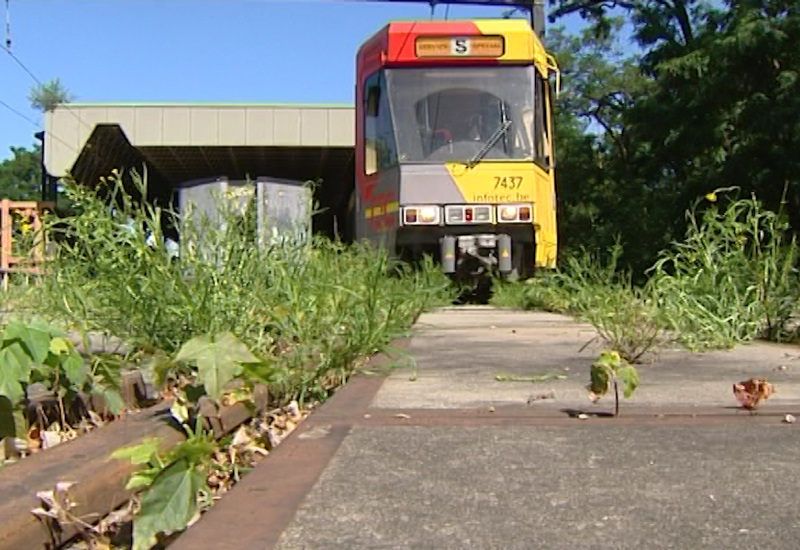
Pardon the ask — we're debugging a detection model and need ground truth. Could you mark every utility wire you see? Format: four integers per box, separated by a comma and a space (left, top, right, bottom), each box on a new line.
2, 44, 96, 135
0, 96, 37, 127
0, 95, 81, 154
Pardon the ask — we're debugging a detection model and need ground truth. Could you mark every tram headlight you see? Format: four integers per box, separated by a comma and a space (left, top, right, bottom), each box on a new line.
402, 205, 440, 225
499, 205, 518, 222
497, 204, 533, 223
419, 206, 439, 224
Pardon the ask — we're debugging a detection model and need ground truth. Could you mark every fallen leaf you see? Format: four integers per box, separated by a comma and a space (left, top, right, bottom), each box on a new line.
733, 378, 775, 410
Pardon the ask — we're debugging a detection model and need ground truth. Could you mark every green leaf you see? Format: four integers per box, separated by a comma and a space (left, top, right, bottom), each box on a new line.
240, 360, 286, 385
0, 396, 21, 439
132, 458, 206, 550
144, 351, 176, 391
594, 350, 621, 370
94, 386, 125, 415
175, 332, 258, 401
92, 356, 123, 388
4, 322, 51, 364
49, 337, 73, 356
589, 364, 611, 398
167, 435, 216, 468
616, 365, 640, 399
2, 342, 32, 380
126, 470, 159, 491
61, 351, 88, 388
110, 438, 161, 465
0, 344, 31, 402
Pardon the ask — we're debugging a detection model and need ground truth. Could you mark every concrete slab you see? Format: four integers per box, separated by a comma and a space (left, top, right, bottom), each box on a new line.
275, 425, 800, 550
373, 308, 800, 411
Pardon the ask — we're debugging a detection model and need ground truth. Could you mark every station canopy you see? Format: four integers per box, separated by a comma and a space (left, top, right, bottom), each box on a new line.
44, 103, 356, 208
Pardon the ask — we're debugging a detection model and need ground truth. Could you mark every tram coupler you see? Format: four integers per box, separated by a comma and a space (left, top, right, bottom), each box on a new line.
498, 234, 512, 273
441, 235, 456, 273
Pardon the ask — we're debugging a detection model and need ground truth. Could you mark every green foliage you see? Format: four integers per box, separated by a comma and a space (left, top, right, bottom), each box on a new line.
546, 2, 800, 277
173, 332, 260, 401
491, 272, 573, 312
40, 171, 454, 406
589, 350, 640, 416
0, 144, 41, 200
133, 458, 206, 550
493, 246, 662, 363
29, 78, 74, 113
559, 247, 661, 363
0, 319, 125, 458
112, 421, 216, 550
496, 189, 800, 359
650, 190, 800, 349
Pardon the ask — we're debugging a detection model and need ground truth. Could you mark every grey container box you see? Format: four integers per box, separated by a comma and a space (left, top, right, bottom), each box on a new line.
175, 176, 254, 226
256, 177, 312, 247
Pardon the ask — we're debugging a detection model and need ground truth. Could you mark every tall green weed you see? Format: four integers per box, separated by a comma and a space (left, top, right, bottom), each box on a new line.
649, 190, 799, 349
38, 171, 454, 404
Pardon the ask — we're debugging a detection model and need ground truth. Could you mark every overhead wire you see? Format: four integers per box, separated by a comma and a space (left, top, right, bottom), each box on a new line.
0, 95, 82, 156
0, 96, 38, 127
2, 44, 96, 135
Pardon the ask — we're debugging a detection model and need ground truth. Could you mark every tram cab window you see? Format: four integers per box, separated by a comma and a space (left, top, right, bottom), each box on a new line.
363, 71, 398, 175
386, 66, 536, 164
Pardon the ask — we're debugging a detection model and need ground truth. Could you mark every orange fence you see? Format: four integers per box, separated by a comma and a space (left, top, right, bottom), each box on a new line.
0, 200, 55, 286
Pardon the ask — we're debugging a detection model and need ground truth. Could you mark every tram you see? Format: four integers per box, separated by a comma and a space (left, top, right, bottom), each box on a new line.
353, 19, 559, 279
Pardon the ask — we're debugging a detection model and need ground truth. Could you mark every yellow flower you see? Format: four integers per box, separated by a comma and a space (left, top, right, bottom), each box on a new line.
705, 192, 718, 202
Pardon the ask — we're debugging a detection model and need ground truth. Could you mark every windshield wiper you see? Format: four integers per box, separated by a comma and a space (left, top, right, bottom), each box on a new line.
466, 119, 512, 169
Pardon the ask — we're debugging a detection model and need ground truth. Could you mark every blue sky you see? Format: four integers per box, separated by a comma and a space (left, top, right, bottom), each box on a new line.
1, 0, 584, 161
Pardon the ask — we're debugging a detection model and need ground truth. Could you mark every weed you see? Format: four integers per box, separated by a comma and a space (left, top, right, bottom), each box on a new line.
38, 171, 453, 406
650, 189, 800, 349
0, 320, 123, 459
588, 350, 640, 416
111, 418, 217, 550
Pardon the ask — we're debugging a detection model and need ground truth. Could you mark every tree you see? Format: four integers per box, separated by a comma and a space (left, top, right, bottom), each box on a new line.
547, 23, 661, 269
29, 78, 74, 113
0, 145, 42, 200
548, 0, 800, 275
627, 0, 800, 228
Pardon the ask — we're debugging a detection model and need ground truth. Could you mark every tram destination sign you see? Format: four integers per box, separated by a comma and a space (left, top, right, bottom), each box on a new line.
415, 35, 505, 57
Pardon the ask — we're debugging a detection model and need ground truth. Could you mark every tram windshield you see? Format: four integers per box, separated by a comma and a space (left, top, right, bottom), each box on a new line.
386, 66, 536, 163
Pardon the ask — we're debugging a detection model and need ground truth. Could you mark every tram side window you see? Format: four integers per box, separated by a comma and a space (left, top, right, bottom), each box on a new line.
534, 72, 552, 170
364, 71, 397, 175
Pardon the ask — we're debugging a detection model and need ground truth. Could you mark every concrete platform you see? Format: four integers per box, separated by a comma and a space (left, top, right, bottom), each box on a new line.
170, 308, 800, 550
276, 425, 800, 550
374, 308, 800, 412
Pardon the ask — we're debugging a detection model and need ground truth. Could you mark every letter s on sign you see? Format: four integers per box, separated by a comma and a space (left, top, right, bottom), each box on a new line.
453, 38, 469, 55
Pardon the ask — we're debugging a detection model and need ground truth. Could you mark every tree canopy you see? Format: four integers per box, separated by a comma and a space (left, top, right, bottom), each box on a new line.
548, 0, 800, 274
0, 145, 42, 201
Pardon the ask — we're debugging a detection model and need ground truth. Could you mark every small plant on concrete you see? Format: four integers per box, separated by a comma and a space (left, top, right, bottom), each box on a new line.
588, 350, 639, 416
